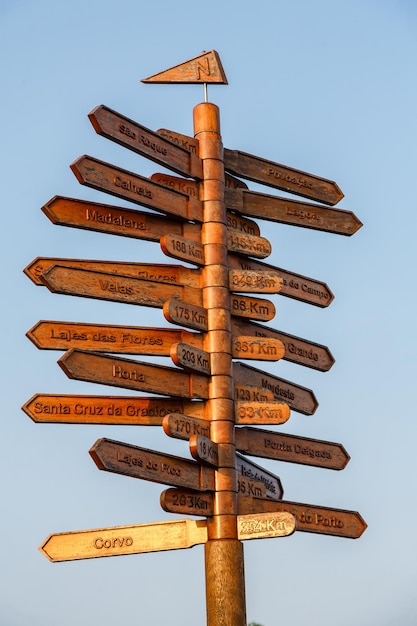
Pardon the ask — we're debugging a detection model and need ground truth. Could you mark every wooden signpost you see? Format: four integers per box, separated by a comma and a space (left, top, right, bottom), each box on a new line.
25, 50, 366, 626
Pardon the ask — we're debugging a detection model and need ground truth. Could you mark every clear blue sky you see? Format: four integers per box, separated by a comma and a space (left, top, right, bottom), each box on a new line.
2, 0, 417, 624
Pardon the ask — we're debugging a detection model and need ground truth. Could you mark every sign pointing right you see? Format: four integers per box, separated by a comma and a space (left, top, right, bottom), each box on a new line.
225, 188, 362, 236
235, 427, 350, 470
224, 148, 343, 205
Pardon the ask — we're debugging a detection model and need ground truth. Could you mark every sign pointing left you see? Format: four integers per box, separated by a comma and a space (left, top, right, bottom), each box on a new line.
40, 518, 208, 562
71, 155, 204, 222
89, 105, 203, 179
59, 349, 210, 399
89, 437, 215, 491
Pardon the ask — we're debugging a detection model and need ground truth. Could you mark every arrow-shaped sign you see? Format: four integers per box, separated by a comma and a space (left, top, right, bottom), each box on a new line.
22, 395, 204, 424
24, 257, 201, 288
26, 321, 203, 356
234, 362, 318, 416
70, 155, 204, 221
155, 129, 343, 206
40, 518, 208, 562
238, 497, 367, 539
58, 350, 210, 399
235, 427, 350, 470
41, 196, 205, 245
90, 437, 215, 491
225, 188, 362, 236
40, 265, 202, 308
224, 148, 343, 206
88, 105, 203, 179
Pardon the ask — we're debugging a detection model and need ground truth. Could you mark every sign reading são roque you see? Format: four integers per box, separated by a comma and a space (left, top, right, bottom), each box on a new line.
24, 50, 366, 626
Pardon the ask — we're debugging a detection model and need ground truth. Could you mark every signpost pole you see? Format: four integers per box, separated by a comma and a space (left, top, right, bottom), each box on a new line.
194, 102, 246, 626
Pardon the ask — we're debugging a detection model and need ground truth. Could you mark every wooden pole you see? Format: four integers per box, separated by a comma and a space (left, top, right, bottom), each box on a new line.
193, 102, 247, 626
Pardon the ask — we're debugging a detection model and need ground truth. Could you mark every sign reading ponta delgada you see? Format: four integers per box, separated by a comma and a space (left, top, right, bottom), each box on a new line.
24, 50, 365, 626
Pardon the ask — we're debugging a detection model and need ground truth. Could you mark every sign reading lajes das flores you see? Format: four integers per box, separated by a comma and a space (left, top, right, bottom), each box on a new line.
24, 49, 366, 626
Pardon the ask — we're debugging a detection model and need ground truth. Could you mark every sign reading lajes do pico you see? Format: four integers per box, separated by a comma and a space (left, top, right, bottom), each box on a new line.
24, 50, 366, 626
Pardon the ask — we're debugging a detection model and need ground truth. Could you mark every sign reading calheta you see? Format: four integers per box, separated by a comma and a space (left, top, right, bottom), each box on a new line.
24, 50, 366, 626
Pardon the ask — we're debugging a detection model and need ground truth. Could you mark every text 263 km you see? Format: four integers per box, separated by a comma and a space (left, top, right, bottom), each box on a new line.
172, 493, 209, 511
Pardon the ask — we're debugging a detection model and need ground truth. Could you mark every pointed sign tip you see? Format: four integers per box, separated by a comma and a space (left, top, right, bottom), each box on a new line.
141, 50, 228, 85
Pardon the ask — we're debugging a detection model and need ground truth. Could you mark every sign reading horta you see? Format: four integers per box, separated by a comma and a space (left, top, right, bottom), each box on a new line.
24, 50, 365, 626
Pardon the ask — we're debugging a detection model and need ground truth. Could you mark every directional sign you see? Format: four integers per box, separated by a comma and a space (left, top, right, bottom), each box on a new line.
225, 188, 362, 236
155, 130, 340, 210
88, 105, 203, 179
40, 265, 202, 308
160, 488, 214, 517
161, 234, 205, 266
231, 318, 335, 372
238, 497, 367, 539
237, 511, 296, 541
235, 401, 290, 425
228, 254, 334, 308
229, 270, 282, 294
70, 155, 204, 222
190, 435, 219, 467
26, 321, 203, 356
59, 350, 210, 399
25, 257, 201, 289
163, 413, 210, 440
90, 438, 215, 491
235, 427, 350, 470
40, 518, 208, 562
224, 148, 343, 206
232, 336, 285, 361
41, 196, 205, 245
230, 294, 275, 322
22, 394, 205, 425
163, 299, 208, 332
233, 362, 318, 415
171, 343, 211, 375
236, 453, 283, 500
142, 50, 228, 84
